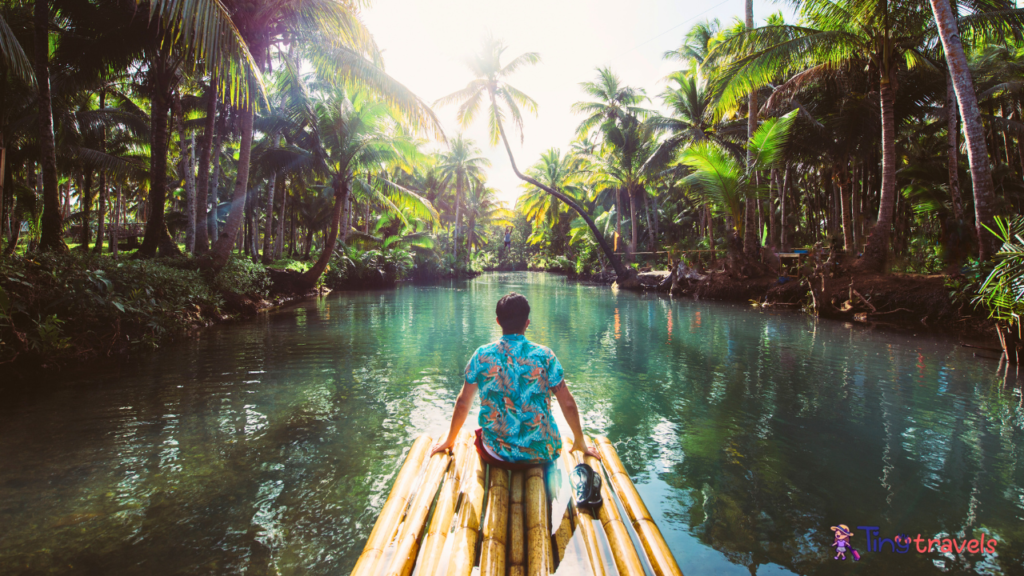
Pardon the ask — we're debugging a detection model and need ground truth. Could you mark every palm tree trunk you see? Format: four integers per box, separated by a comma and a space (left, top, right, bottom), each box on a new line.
489, 93, 629, 280
781, 166, 789, 250
946, 72, 964, 220
629, 187, 638, 254
453, 175, 462, 261
273, 175, 286, 259
300, 177, 347, 288
839, 161, 854, 251
930, 0, 998, 259
35, 0, 65, 253
176, 101, 196, 254
209, 104, 254, 270
208, 103, 227, 242
857, 79, 898, 273
138, 57, 179, 258
110, 185, 120, 255
643, 191, 654, 252
0, 137, 5, 253
261, 171, 276, 264
194, 83, 216, 253
80, 171, 92, 248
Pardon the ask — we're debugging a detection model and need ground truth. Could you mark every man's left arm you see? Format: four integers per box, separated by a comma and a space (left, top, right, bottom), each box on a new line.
431, 381, 477, 455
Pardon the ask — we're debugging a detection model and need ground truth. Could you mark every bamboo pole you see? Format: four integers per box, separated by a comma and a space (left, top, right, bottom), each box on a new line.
507, 470, 526, 576
445, 447, 487, 576
351, 435, 433, 576
417, 432, 473, 576
558, 443, 607, 576
479, 467, 510, 576
525, 466, 553, 576
574, 446, 645, 576
594, 436, 684, 576
383, 448, 452, 576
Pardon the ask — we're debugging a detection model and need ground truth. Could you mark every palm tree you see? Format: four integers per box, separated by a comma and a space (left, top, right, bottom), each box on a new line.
34, 0, 65, 252
436, 37, 631, 281
571, 67, 652, 137
200, 0, 443, 271
282, 88, 434, 289
705, 0, 935, 272
437, 135, 489, 261
517, 148, 586, 250
681, 111, 798, 239
927, 0, 1004, 260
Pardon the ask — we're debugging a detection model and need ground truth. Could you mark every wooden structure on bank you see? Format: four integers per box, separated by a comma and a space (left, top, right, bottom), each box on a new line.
351, 432, 683, 576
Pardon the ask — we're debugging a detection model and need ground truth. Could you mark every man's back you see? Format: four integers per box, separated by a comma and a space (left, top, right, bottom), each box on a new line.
466, 334, 563, 462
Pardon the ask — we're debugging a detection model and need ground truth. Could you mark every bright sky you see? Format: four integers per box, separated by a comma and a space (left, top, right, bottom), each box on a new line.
362, 0, 792, 208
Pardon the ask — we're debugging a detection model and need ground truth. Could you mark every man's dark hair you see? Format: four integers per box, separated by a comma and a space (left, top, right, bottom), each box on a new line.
496, 292, 530, 334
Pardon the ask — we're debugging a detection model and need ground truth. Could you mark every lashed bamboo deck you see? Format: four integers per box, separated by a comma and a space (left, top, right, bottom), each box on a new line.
351, 432, 683, 576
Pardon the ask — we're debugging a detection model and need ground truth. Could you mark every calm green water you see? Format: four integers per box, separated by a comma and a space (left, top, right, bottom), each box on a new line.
1, 272, 1023, 575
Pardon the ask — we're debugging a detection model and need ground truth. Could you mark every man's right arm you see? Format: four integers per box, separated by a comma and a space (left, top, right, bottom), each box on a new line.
553, 384, 601, 460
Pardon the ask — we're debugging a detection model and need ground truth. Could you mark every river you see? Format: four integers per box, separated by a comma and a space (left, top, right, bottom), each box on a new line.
1, 272, 1022, 575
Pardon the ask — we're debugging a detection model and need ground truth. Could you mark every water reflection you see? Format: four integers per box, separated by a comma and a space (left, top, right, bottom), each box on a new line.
0, 272, 1022, 575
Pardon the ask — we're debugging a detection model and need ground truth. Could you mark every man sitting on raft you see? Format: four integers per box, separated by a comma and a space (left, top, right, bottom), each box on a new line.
430, 292, 600, 468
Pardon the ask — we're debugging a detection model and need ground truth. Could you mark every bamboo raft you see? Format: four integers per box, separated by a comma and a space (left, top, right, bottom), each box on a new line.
351, 432, 683, 576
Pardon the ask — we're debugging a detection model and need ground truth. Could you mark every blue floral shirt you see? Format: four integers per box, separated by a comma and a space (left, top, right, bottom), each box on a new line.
465, 334, 565, 462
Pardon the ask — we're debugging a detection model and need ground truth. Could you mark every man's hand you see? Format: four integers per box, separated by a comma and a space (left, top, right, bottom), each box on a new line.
430, 437, 455, 456
572, 437, 602, 461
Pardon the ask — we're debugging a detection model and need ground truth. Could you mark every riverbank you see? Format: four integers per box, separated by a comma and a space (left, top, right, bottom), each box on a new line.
612, 266, 999, 344
0, 253, 316, 373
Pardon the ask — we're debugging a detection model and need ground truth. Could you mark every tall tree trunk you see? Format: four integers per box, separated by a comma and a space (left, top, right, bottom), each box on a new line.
768, 168, 778, 249
453, 176, 462, 261
274, 176, 286, 259
615, 188, 622, 253
80, 171, 93, 248
643, 191, 654, 252
194, 82, 217, 253
0, 138, 6, 253
706, 205, 717, 265
110, 185, 120, 255
780, 166, 788, 250
261, 173, 276, 264
857, 78, 898, 272
209, 104, 254, 270
840, 161, 854, 251
742, 0, 759, 260
489, 92, 628, 280
946, 72, 964, 220
35, 0, 65, 252
930, 0, 998, 259
341, 191, 351, 242
299, 177, 347, 288
138, 55, 179, 258
629, 187, 638, 255
175, 97, 197, 254
94, 92, 107, 254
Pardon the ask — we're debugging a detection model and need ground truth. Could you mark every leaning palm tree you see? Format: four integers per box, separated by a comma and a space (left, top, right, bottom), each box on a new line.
704, 0, 935, 272
926, 0, 1017, 260
518, 148, 586, 249
435, 36, 631, 282
436, 135, 489, 261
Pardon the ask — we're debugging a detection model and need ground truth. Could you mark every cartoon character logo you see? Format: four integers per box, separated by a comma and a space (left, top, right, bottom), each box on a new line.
831, 524, 861, 561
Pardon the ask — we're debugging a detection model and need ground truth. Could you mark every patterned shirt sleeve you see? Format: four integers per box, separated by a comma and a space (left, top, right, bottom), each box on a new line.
546, 350, 565, 394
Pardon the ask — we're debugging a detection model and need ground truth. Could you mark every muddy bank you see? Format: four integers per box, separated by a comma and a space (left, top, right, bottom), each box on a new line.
671, 270, 996, 343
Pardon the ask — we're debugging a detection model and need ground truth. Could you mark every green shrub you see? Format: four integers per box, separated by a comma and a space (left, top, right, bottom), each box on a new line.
212, 257, 272, 298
